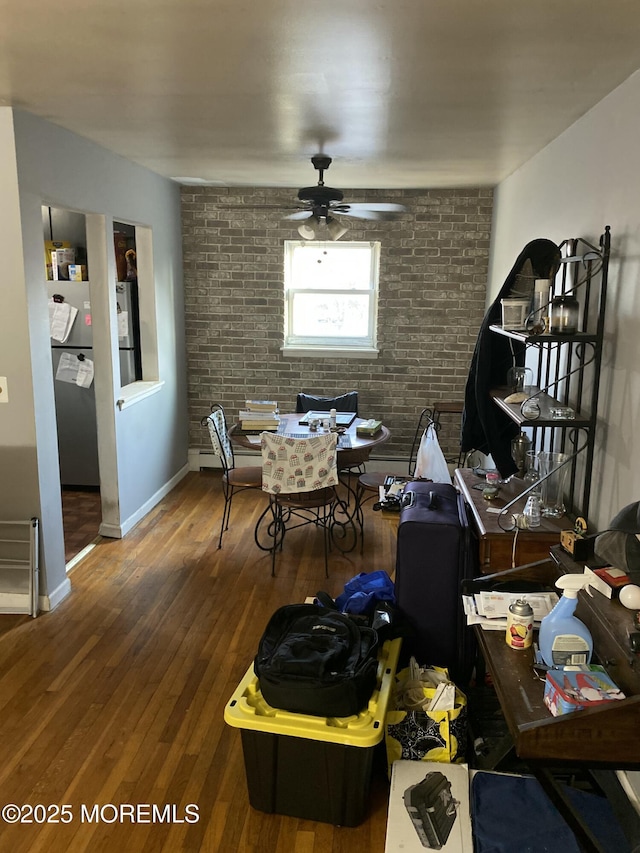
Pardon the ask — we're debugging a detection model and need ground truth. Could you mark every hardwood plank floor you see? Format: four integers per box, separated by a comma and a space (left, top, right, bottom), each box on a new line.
61, 488, 102, 564
0, 471, 399, 853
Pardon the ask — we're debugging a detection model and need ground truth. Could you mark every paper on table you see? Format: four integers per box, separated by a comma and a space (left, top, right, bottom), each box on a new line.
462, 592, 557, 631
462, 596, 508, 630
476, 590, 557, 621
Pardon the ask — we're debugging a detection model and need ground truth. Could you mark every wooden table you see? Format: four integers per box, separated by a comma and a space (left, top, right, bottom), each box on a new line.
229, 413, 390, 466
455, 467, 565, 573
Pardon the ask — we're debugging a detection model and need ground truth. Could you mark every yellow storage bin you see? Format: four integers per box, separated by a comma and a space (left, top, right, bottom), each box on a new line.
224, 637, 401, 825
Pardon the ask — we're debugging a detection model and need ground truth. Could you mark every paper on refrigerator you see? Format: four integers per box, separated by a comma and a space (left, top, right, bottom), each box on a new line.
55, 351, 94, 388
49, 299, 78, 343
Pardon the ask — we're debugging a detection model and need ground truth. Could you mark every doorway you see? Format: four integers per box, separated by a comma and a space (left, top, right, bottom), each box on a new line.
44, 205, 104, 566
61, 488, 102, 565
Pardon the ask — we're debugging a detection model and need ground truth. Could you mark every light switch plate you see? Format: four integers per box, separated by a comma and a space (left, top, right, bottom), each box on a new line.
0, 377, 8, 402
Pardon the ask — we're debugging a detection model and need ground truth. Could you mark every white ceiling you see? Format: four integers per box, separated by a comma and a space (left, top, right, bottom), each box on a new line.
3, 0, 640, 190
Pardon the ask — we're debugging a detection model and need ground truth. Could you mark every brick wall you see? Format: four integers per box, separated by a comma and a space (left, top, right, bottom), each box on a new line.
181, 186, 492, 462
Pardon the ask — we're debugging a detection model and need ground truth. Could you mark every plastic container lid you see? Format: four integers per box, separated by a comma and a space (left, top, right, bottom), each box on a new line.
224, 638, 401, 747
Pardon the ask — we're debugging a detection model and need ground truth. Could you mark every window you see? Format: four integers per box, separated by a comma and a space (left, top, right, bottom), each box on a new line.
283, 240, 380, 356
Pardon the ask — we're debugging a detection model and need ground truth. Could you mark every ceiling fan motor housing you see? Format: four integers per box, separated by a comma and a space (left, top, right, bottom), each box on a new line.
297, 185, 344, 204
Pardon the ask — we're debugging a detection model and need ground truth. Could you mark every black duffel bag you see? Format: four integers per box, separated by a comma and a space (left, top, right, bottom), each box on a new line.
254, 603, 379, 718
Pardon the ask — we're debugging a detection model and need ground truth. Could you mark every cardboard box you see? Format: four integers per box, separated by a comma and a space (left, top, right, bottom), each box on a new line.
68, 264, 87, 281
386, 761, 473, 852
544, 666, 625, 716
44, 240, 71, 280
356, 419, 383, 436
51, 247, 76, 281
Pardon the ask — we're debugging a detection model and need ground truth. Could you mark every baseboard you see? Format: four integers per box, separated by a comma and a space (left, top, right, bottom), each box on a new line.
189, 448, 221, 470
99, 463, 191, 539
40, 576, 72, 612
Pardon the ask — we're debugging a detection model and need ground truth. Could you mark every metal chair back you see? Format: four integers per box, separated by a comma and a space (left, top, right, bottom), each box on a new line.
203, 404, 234, 474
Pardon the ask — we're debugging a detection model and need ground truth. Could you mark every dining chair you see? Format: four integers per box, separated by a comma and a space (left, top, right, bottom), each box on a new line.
295, 390, 359, 416
355, 407, 437, 551
296, 391, 361, 485
202, 404, 262, 548
259, 431, 339, 577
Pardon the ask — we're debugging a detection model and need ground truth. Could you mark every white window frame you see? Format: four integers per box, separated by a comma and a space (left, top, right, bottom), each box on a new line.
282, 240, 380, 358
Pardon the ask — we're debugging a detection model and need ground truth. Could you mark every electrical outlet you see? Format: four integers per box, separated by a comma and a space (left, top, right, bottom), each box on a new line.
0, 377, 8, 403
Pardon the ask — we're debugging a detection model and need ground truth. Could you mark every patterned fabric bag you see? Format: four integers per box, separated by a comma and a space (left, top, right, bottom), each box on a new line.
385, 664, 467, 772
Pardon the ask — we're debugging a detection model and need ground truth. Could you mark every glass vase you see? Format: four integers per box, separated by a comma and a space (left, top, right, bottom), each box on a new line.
538, 451, 569, 518
523, 450, 541, 495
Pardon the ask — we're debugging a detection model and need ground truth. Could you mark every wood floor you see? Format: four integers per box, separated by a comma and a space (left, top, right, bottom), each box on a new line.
61, 488, 102, 564
0, 471, 399, 853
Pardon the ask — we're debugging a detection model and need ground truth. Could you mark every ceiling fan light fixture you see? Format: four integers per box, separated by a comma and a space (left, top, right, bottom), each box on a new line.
297, 216, 318, 240
326, 216, 349, 241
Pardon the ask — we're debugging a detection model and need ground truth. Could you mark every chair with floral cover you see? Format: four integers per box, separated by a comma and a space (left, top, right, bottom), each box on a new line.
259, 431, 339, 577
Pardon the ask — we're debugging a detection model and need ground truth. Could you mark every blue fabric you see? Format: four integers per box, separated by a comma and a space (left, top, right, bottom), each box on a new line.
472, 772, 630, 853
335, 570, 396, 614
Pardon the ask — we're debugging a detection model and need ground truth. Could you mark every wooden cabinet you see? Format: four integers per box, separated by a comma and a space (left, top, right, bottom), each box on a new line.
455, 467, 563, 573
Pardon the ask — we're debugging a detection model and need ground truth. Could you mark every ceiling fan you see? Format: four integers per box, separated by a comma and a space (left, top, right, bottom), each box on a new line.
287, 154, 406, 240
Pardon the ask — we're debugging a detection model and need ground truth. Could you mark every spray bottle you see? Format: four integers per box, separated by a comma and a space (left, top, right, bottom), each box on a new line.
538, 574, 594, 668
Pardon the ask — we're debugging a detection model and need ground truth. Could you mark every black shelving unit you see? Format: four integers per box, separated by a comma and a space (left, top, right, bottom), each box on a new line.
490, 226, 610, 523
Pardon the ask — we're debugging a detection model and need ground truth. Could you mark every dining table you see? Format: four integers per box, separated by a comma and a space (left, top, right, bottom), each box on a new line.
228, 413, 391, 554
228, 412, 390, 461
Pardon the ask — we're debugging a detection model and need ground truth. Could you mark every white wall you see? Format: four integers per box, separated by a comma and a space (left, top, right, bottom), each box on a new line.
1, 107, 188, 606
0, 112, 46, 538
489, 70, 640, 532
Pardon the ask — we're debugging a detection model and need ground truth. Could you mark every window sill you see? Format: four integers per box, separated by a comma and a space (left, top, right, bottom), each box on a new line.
282, 346, 379, 360
116, 380, 164, 410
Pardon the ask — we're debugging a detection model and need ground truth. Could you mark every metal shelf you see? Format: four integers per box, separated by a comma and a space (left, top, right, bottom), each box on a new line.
490, 387, 592, 428
0, 519, 39, 617
490, 228, 610, 523
489, 324, 598, 345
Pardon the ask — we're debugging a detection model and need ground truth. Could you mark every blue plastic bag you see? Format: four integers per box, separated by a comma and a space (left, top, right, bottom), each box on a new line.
335, 570, 396, 615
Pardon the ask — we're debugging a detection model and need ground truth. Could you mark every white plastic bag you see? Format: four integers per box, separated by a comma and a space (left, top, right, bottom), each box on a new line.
414, 423, 452, 483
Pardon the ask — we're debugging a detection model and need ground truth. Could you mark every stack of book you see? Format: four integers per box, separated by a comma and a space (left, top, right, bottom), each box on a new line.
239, 400, 280, 433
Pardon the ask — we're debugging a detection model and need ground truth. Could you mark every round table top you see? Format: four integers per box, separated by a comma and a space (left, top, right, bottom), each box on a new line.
228, 413, 390, 457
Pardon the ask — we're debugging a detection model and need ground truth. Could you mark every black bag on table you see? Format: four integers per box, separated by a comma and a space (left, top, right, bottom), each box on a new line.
254, 603, 379, 718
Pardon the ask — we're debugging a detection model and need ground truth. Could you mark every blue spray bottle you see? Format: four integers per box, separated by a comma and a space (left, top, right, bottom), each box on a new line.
538, 574, 594, 668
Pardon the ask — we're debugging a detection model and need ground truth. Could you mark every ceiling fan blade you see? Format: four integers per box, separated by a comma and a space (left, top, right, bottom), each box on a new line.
215, 204, 305, 211
338, 202, 406, 213
334, 208, 401, 221
283, 209, 314, 221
